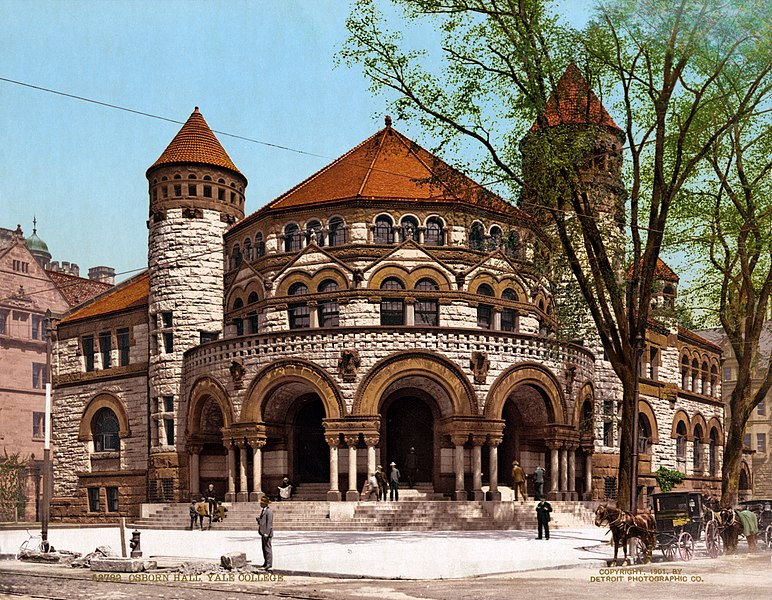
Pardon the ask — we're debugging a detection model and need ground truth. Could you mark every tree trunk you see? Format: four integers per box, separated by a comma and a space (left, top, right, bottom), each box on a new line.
616, 370, 637, 511
721, 423, 744, 507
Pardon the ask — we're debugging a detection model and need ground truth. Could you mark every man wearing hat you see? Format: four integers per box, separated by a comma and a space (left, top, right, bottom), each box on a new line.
511, 460, 527, 502
256, 495, 274, 570
375, 465, 388, 501
389, 462, 400, 501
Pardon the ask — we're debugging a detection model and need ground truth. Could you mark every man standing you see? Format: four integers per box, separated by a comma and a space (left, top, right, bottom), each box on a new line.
511, 461, 527, 502
389, 461, 400, 501
205, 483, 217, 528
533, 465, 545, 500
256, 496, 273, 571
536, 499, 553, 540
405, 447, 417, 487
375, 465, 388, 501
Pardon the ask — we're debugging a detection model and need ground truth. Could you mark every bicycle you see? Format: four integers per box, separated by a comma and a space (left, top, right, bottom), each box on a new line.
16, 529, 52, 559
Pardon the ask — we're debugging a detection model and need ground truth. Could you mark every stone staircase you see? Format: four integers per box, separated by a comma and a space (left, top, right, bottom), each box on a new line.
132, 499, 597, 532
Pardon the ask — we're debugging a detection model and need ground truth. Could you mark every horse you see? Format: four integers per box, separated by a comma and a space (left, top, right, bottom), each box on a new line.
712, 508, 758, 554
594, 504, 656, 566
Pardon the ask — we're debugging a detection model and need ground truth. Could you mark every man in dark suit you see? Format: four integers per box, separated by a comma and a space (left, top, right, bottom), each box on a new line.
389, 462, 400, 501
536, 499, 553, 540
256, 495, 274, 570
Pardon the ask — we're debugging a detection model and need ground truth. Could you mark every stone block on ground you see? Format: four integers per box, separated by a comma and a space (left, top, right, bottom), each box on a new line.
220, 552, 247, 570
90, 557, 157, 572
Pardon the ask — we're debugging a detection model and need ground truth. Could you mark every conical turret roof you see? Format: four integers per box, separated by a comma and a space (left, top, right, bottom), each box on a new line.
532, 63, 621, 131
147, 107, 243, 177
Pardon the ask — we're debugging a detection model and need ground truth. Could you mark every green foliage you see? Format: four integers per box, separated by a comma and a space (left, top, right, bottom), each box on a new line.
0, 450, 28, 521
655, 467, 686, 493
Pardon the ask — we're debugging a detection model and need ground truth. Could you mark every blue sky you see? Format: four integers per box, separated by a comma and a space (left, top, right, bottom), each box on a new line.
1, 0, 594, 281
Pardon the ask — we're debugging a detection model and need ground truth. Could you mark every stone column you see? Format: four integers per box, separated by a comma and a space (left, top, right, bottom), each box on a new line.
364, 435, 379, 477
249, 439, 266, 501
326, 435, 341, 502
493, 307, 502, 331
225, 440, 237, 502
559, 446, 568, 499
547, 442, 560, 500
188, 445, 202, 499
405, 298, 415, 326
451, 435, 468, 500
236, 440, 249, 502
567, 445, 577, 500
487, 436, 502, 501
308, 301, 319, 328
470, 436, 485, 500
417, 226, 426, 244
345, 435, 359, 501
585, 452, 593, 500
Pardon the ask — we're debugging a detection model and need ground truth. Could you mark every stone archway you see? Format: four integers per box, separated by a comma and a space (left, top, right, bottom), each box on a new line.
292, 395, 329, 484
381, 389, 437, 486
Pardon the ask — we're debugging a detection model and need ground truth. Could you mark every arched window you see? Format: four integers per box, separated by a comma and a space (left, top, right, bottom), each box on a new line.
288, 282, 310, 329
504, 230, 521, 259
92, 407, 120, 452
415, 278, 439, 326
284, 224, 302, 252
380, 277, 405, 325
488, 226, 503, 251
693, 424, 703, 471
374, 215, 394, 244
676, 421, 687, 459
243, 238, 253, 261
681, 356, 689, 389
232, 298, 244, 336
306, 220, 324, 246
710, 365, 718, 398
638, 413, 652, 454
233, 298, 244, 310
248, 292, 259, 304
328, 217, 347, 246
231, 244, 242, 269
255, 232, 265, 258
701, 361, 709, 395
477, 283, 494, 329
691, 358, 699, 392
399, 216, 419, 242
425, 217, 444, 246
318, 279, 339, 327
580, 400, 594, 434
709, 428, 719, 476
501, 288, 518, 332
469, 222, 484, 251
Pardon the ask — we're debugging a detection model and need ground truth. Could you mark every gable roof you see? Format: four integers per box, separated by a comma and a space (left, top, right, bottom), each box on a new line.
47, 271, 113, 308
626, 257, 680, 283
59, 272, 149, 324
532, 63, 621, 131
147, 107, 243, 177
243, 121, 521, 221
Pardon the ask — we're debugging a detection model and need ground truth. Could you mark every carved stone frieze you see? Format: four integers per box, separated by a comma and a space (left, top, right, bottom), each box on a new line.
338, 349, 361, 382
470, 351, 490, 384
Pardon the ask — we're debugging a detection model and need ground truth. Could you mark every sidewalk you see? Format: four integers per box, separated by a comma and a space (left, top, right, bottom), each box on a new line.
0, 526, 611, 579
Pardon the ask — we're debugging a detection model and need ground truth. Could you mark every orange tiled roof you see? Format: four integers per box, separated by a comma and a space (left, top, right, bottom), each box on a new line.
626, 257, 679, 283
679, 325, 722, 353
147, 107, 242, 176
532, 63, 620, 131
59, 272, 149, 324
252, 121, 519, 217
47, 271, 113, 308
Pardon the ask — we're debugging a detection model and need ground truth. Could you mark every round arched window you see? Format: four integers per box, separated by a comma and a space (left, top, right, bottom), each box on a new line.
92, 407, 119, 452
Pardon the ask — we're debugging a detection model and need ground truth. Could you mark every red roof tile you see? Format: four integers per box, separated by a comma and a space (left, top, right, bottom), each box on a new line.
626, 257, 679, 283
532, 63, 620, 131
147, 107, 242, 176
47, 271, 113, 307
678, 325, 722, 353
254, 123, 519, 217
59, 272, 148, 324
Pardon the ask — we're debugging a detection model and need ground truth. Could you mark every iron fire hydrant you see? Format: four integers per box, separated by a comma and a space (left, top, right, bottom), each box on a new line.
129, 530, 142, 558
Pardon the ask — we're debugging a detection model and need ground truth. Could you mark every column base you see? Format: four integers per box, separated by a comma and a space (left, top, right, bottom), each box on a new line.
471, 490, 485, 501
454, 490, 468, 501
225, 492, 236, 502
327, 490, 342, 502
236, 492, 248, 502
487, 490, 502, 501
345, 490, 360, 502
582, 492, 593, 501
547, 491, 561, 501
249, 492, 263, 502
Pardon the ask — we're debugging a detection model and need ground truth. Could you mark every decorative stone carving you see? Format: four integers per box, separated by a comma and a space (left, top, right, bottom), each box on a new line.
564, 363, 577, 395
470, 351, 490, 384
363, 435, 380, 447
338, 349, 361, 382
229, 358, 246, 386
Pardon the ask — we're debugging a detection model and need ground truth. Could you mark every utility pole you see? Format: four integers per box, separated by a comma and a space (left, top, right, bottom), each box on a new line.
42, 309, 52, 552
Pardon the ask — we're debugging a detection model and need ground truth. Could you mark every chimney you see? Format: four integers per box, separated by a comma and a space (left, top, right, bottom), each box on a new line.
89, 266, 116, 285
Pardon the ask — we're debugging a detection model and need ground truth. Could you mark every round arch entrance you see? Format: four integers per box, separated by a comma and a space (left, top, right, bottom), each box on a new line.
195, 396, 228, 499
380, 388, 438, 487
292, 395, 329, 484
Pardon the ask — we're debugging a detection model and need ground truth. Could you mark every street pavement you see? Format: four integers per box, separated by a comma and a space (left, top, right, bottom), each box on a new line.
0, 526, 611, 578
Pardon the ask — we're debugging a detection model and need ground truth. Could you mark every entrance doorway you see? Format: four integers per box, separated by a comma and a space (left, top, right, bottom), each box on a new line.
293, 396, 329, 483
384, 395, 434, 483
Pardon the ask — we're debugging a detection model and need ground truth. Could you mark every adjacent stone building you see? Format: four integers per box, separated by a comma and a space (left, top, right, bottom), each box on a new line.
50, 68, 725, 522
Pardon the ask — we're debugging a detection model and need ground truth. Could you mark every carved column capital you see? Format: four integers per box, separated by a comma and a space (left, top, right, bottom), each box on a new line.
546, 441, 562, 451
249, 438, 267, 450
343, 434, 360, 447
235, 439, 248, 449
450, 434, 469, 447
325, 434, 341, 448
486, 435, 503, 447
187, 444, 203, 455
363, 435, 380, 447
470, 434, 488, 447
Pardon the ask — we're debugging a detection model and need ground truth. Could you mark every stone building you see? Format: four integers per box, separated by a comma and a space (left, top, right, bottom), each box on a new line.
50, 68, 724, 522
0, 223, 112, 519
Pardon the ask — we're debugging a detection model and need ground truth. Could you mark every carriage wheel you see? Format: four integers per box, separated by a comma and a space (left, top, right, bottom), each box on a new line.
633, 538, 646, 564
678, 532, 694, 561
705, 521, 722, 558
662, 542, 677, 561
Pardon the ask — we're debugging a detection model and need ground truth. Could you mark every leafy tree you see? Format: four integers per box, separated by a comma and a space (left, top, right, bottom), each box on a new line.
669, 79, 772, 505
0, 450, 28, 521
343, 0, 772, 509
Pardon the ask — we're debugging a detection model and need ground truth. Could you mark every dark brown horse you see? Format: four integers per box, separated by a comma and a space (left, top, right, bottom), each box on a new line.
712, 508, 758, 554
594, 504, 656, 565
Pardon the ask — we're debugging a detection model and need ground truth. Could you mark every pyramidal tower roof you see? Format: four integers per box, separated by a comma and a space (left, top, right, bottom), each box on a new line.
250, 117, 518, 218
147, 107, 242, 176
532, 63, 621, 131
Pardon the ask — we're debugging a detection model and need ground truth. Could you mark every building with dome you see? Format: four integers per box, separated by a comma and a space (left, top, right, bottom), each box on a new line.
49, 68, 728, 523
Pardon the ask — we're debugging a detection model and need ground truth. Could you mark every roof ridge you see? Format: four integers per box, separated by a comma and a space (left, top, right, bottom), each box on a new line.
357, 127, 389, 196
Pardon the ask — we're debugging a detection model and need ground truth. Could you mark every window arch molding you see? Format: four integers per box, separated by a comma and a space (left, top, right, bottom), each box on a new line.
671, 410, 691, 440
398, 214, 421, 242
467, 272, 500, 295
637, 399, 659, 445
406, 266, 452, 290
707, 416, 723, 443
424, 216, 445, 246
372, 214, 396, 244
283, 222, 303, 252
327, 215, 348, 246
691, 412, 708, 439
275, 272, 313, 297
78, 393, 131, 443
469, 221, 485, 251
368, 265, 410, 290
309, 268, 349, 291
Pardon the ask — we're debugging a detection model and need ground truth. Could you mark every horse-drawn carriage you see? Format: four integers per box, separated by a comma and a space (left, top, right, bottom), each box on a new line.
649, 491, 722, 560
738, 499, 772, 549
